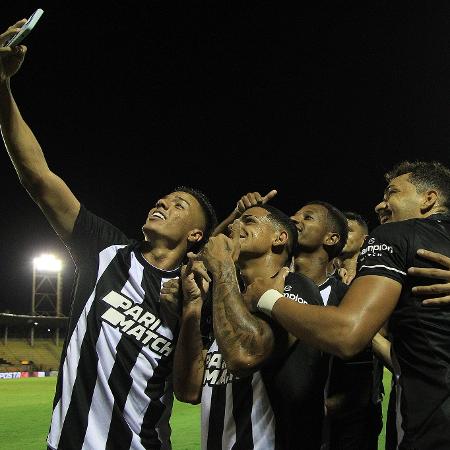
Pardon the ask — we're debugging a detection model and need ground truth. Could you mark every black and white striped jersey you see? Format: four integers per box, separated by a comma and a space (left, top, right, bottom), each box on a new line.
47, 206, 180, 450
200, 271, 325, 450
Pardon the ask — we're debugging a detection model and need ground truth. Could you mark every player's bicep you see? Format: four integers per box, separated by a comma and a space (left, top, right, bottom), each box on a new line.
339, 275, 402, 351
33, 171, 80, 242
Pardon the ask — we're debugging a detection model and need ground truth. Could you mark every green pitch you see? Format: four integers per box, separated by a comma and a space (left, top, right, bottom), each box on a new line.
0, 374, 391, 449
0, 377, 200, 450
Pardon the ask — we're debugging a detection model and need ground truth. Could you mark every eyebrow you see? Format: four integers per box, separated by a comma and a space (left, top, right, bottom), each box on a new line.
174, 195, 191, 206
242, 213, 273, 225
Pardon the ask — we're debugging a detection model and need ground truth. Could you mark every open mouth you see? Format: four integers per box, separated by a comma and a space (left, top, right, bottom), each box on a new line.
149, 211, 166, 220
379, 214, 391, 224
295, 226, 303, 234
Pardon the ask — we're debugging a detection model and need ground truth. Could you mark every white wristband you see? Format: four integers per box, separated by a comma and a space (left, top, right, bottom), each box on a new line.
257, 289, 283, 317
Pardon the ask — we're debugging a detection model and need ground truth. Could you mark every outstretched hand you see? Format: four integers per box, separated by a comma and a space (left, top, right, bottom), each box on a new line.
409, 249, 450, 305
243, 267, 289, 311
0, 20, 27, 82
235, 189, 277, 214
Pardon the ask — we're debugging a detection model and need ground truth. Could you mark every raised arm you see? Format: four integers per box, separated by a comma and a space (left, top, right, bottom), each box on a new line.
211, 259, 275, 376
0, 26, 80, 242
189, 229, 277, 377
212, 190, 277, 236
169, 262, 210, 404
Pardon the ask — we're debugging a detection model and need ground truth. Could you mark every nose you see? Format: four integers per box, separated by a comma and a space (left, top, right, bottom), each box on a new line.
156, 198, 169, 210
290, 215, 300, 224
374, 200, 386, 214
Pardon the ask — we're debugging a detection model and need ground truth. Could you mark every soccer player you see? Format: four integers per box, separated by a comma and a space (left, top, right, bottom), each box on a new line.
291, 202, 383, 450
173, 204, 325, 449
337, 211, 369, 285
246, 160, 450, 450
0, 25, 217, 450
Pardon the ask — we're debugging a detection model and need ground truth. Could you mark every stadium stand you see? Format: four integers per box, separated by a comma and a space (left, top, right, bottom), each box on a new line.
0, 313, 67, 372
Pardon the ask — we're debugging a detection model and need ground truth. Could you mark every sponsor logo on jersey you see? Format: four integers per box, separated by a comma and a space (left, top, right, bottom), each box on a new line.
284, 285, 292, 292
360, 242, 394, 257
283, 292, 308, 304
203, 351, 237, 386
100, 291, 173, 357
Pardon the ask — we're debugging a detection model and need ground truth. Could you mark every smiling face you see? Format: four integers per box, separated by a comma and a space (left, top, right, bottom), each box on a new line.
230, 206, 285, 260
374, 173, 425, 224
374, 199, 391, 224
142, 191, 206, 246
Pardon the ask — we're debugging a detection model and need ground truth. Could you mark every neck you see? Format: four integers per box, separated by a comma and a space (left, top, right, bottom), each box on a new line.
292, 250, 329, 286
140, 241, 184, 271
239, 254, 286, 286
341, 253, 359, 278
427, 206, 449, 217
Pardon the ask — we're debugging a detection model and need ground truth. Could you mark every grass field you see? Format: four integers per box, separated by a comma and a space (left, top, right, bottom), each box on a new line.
0, 373, 391, 449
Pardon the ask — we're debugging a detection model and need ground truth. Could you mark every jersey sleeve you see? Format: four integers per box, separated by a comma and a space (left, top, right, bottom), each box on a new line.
356, 222, 410, 285
67, 205, 132, 265
285, 272, 324, 306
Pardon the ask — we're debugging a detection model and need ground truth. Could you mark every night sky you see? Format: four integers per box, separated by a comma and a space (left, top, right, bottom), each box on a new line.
1, 1, 450, 315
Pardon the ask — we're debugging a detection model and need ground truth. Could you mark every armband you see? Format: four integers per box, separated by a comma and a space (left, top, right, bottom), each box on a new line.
257, 289, 283, 317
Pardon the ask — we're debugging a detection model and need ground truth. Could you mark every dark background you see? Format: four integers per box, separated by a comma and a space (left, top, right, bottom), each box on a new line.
1, 1, 450, 315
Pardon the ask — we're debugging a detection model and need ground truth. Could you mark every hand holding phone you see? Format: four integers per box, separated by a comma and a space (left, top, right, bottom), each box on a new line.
3, 9, 44, 47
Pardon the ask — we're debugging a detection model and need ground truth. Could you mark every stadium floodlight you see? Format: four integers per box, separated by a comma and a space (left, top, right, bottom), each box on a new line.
31, 253, 64, 346
33, 254, 62, 272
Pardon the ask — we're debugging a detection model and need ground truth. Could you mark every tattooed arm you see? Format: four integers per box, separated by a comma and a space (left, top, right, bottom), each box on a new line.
211, 260, 276, 376
189, 226, 278, 377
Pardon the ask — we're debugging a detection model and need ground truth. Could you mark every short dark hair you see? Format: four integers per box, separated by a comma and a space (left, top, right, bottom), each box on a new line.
259, 204, 298, 261
385, 161, 450, 209
344, 211, 369, 234
173, 186, 217, 252
305, 201, 349, 258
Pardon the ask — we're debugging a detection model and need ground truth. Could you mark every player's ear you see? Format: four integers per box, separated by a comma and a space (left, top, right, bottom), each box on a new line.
187, 228, 204, 244
273, 230, 288, 249
324, 231, 339, 247
421, 189, 439, 213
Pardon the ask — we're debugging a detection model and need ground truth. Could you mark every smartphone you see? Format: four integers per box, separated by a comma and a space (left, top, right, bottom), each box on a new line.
4, 9, 44, 47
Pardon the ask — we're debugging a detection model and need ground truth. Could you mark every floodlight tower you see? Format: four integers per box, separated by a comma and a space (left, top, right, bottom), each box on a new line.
32, 254, 63, 345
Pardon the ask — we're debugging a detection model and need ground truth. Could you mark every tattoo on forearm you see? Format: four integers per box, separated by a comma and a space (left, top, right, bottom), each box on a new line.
212, 267, 268, 360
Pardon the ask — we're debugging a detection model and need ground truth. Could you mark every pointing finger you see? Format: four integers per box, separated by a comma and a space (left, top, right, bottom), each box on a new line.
262, 189, 277, 203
